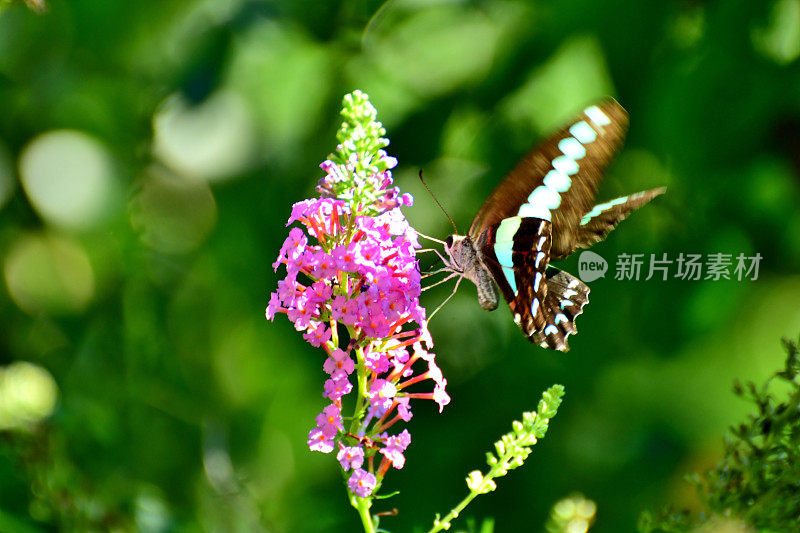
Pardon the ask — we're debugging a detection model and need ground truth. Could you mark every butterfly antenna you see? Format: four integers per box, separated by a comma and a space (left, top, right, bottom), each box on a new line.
416, 233, 446, 245
419, 169, 459, 235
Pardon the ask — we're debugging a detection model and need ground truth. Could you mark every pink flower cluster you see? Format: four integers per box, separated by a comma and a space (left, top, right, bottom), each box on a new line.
267, 196, 449, 497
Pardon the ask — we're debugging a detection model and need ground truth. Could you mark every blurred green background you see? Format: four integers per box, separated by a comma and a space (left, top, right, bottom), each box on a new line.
1, 0, 799, 531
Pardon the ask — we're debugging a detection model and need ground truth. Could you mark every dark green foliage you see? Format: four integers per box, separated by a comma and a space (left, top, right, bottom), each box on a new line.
638, 509, 693, 533
1, 0, 799, 531
457, 517, 495, 533
640, 337, 800, 532
1, 428, 135, 531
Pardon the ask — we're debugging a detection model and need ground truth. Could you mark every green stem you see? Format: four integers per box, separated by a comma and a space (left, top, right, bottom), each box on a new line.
427, 489, 482, 533
349, 336, 369, 435
352, 494, 376, 533
427, 445, 518, 532
343, 329, 378, 532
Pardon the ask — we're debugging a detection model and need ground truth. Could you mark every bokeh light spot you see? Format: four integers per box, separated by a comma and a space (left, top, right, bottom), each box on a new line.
670, 5, 705, 49
129, 168, 217, 254
0, 361, 58, 431
19, 130, 117, 230
371, 7, 501, 97
4, 232, 95, 315
500, 35, 615, 142
752, 0, 800, 65
551, 494, 596, 533
153, 90, 256, 183
135, 489, 172, 533
227, 22, 332, 157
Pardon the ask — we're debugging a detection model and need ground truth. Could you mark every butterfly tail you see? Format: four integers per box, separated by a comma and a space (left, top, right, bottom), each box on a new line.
575, 187, 665, 250
530, 267, 590, 352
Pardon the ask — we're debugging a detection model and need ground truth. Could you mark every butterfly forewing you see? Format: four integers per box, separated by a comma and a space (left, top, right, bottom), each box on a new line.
469, 99, 629, 260
574, 187, 667, 251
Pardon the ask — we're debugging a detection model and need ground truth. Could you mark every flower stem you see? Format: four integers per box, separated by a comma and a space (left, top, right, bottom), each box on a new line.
428, 385, 565, 533
352, 494, 376, 533
426, 482, 485, 533
349, 329, 368, 435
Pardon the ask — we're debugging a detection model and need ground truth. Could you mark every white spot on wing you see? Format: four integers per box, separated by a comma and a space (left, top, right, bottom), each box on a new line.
496, 216, 522, 242
552, 155, 579, 175
543, 170, 571, 193
585, 105, 611, 126
493, 243, 514, 267
518, 203, 551, 221
527, 186, 561, 210
611, 196, 629, 206
580, 195, 631, 225
502, 266, 517, 294
569, 121, 597, 143
558, 138, 586, 160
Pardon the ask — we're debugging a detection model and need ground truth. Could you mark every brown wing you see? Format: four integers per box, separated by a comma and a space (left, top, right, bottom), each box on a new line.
477, 218, 552, 334
469, 99, 629, 260
529, 268, 590, 352
477, 218, 590, 352
570, 188, 666, 255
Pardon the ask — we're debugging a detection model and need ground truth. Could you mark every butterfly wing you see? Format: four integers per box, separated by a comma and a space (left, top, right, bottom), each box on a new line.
572, 187, 666, 253
476, 217, 552, 334
468, 99, 629, 260
475, 219, 590, 351
529, 268, 590, 351
462, 98, 661, 350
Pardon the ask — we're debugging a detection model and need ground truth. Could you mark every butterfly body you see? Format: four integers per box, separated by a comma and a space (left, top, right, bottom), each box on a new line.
444, 234, 499, 311
440, 99, 664, 351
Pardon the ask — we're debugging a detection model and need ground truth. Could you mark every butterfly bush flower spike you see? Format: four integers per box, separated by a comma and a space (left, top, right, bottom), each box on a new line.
428, 385, 565, 533
267, 91, 449, 520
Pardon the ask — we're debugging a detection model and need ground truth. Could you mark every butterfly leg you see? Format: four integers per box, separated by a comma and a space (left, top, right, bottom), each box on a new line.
431, 247, 454, 268
422, 267, 452, 279
415, 246, 455, 269
427, 276, 463, 322
422, 272, 459, 292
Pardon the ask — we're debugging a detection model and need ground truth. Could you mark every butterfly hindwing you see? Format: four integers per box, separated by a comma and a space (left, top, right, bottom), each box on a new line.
479, 217, 552, 333
478, 217, 589, 351
469, 99, 629, 261
530, 268, 590, 351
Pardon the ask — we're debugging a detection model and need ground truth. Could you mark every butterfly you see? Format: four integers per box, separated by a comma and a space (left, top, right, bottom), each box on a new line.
440, 99, 665, 351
